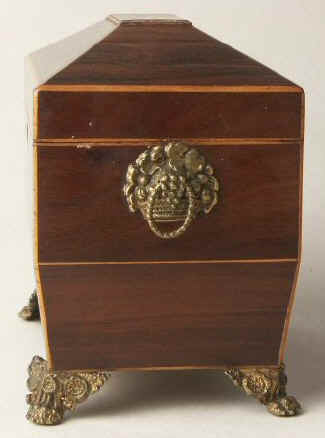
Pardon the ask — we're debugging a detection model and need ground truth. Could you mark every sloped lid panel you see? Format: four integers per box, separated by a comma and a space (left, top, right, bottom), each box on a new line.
25, 19, 118, 138
29, 15, 302, 141
45, 16, 295, 86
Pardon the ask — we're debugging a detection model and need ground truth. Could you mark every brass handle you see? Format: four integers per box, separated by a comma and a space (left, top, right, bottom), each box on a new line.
147, 182, 196, 239
123, 142, 219, 239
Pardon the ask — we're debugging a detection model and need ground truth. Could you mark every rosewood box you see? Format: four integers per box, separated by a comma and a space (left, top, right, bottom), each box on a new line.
22, 14, 304, 424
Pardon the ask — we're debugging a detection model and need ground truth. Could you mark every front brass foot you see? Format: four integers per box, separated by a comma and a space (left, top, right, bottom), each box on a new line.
225, 364, 301, 417
26, 356, 110, 425
19, 290, 40, 321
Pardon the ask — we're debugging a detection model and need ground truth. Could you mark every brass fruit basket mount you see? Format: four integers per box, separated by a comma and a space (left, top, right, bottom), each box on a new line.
123, 142, 219, 239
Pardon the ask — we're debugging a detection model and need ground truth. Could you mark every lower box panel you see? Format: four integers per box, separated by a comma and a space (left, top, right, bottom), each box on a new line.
39, 262, 296, 370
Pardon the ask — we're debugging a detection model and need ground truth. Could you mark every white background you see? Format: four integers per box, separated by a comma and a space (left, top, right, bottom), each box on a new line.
0, 1, 324, 437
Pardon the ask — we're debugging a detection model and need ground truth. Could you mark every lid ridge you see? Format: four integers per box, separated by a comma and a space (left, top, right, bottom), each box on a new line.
107, 14, 191, 25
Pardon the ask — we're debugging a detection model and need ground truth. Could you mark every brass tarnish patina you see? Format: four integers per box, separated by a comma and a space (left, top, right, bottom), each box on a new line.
26, 356, 110, 425
19, 290, 40, 321
225, 364, 301, 416
123, 142, 219, 239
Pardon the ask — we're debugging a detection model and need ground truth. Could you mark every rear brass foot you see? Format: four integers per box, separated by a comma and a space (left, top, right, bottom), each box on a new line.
19, 290, 40, 321
225, 364, 301, 417
26, 356, 110, 425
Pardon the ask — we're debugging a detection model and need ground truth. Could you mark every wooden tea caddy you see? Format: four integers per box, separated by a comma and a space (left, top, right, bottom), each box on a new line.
21, 14, 304, 424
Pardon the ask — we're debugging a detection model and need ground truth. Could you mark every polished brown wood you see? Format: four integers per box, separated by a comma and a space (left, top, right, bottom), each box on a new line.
279, 93, 304, 360
46, 22, 297, 86
36, 143, 301, 263
36, 91, 302, 140
29, 15, 304, 375
39, 262, 296, 370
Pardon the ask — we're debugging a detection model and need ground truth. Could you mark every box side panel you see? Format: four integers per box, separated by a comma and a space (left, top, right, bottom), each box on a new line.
39, 262, 297, 370
278, 90, 304, 361
37, 143, 300, 263
36, 91, 302, 140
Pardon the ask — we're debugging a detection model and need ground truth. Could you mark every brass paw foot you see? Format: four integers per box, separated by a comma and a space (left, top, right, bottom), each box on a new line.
26, 356, 110, 425
225, 364, 301, 417
267, 395, 301, 416
19, 290, 40, 321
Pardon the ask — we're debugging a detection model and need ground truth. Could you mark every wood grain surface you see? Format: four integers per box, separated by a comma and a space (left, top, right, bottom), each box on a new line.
36, 143, 301, 263
45, 22, 297, 86
31, 17, 305, 373
39, 262, 296, 370
36, 91, 302, 140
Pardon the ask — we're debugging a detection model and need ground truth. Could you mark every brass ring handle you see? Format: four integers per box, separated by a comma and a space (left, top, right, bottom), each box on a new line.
147, 183, 196, 239
123, 142, 219, 239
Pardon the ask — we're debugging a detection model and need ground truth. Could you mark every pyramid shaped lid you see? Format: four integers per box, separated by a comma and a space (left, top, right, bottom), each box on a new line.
27, 14, 298, 89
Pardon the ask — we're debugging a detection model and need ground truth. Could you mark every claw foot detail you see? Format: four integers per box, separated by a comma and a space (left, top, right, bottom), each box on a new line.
225, 363, 302, 417
26, 356, 110, 425
19, 290, 40, 321
267, 395, 301, 417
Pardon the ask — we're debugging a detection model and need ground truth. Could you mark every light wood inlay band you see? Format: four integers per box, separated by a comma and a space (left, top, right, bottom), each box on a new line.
37, 84, 303, 93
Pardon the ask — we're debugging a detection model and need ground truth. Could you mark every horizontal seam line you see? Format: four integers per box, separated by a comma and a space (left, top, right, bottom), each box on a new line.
39, 259, 298, 266
34, 138, 302, 145
53, 364, 282, 372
